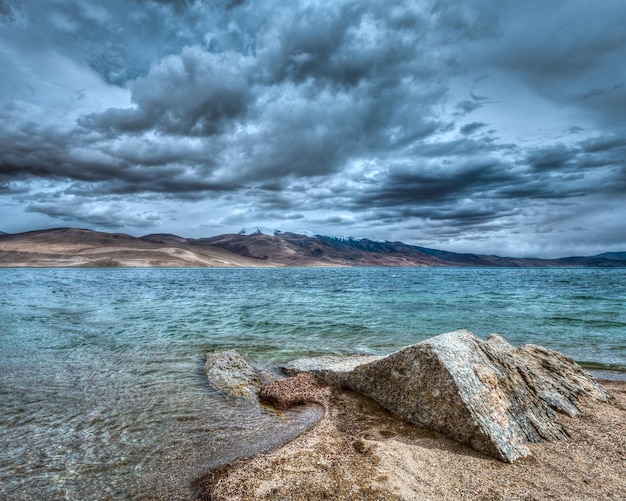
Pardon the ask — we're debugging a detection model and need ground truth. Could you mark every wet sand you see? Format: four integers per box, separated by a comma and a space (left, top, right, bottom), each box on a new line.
195, 379, 626, 501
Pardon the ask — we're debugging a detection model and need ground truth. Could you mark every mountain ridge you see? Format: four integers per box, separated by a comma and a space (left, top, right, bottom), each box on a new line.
0, 227, 625, 267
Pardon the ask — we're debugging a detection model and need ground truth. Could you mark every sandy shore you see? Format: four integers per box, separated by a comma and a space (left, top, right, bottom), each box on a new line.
195, 378, 626, 500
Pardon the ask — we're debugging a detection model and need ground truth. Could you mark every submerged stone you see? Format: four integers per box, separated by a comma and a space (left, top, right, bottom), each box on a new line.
205, 349, 262, 403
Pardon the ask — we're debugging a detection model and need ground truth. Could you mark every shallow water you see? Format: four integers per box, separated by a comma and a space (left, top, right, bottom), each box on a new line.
1, 267, 624, 499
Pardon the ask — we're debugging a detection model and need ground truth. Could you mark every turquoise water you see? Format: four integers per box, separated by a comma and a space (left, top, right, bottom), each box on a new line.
1, 267, 625, 499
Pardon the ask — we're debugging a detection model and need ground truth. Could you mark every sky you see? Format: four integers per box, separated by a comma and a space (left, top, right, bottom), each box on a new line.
0, 0, 625, 257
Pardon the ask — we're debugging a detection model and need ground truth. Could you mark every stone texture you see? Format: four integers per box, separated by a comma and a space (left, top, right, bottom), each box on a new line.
281, 355, 382, 377
258, 372, 328, 411
292, 330, 614, 462
205, 349, 262, 403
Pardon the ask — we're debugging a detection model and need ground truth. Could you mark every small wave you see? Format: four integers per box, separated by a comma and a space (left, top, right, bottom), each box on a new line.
547, 317, 626, 328
569, 295, 602, 301
579, 361, 626, 373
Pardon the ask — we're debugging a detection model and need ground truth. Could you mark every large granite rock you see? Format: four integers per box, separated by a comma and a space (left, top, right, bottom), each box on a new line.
285, 330, 614, 462
205, 349, 262, 403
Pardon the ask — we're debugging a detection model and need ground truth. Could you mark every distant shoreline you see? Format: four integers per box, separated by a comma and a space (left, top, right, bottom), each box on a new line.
2, 264, 626, 269
2, 227, 626, 268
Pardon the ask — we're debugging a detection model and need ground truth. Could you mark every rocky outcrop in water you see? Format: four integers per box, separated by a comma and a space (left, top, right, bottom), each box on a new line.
205, 349, 263, 403
281, 330, 614, 462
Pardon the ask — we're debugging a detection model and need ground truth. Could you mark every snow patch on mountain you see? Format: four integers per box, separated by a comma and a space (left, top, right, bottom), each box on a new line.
238, 226, 282, 236
236, 227, 386, 243
319, 234, 388, 244
238, 227, 327, 238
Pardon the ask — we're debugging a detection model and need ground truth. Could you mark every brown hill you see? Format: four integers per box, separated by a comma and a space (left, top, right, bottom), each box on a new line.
199, 232, 451, 266
1, 228, 625, 268
200, 232, 626, 267
0, 228, 276, 268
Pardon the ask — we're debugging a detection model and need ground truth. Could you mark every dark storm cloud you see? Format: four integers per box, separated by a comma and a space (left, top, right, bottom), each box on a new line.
0, 121, 229, 196
251, 1, 436, 89
406, 136, 510, 159
525, 144, 578, 172
454, 100, 483, 115
79, 47, 254, 136
0, 0, 519, 191
67, 0, 453, 188
576, 83, 625, 102
459, 122, 487, 136
0, 181, 28, 194
580, 135, 626, 157
354, 158, 515, 208
26, 198, 162, 229
0, 0, 230, 87
0, 0, 16, 19
141, 0, 195, 9
428, 0, 499, 41
364, 203, 519, 229
1, 0, 625, 254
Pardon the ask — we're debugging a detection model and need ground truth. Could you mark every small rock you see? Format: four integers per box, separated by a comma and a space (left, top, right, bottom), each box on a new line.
205, 349, 262, 403
258, 372, 327, 410
352, 438, 371, 454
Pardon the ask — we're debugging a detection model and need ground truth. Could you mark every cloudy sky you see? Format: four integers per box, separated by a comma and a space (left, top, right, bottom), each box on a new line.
1, 0, 625, 257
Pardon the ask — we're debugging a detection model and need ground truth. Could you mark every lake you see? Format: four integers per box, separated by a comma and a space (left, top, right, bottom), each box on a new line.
1, 267, 624, 499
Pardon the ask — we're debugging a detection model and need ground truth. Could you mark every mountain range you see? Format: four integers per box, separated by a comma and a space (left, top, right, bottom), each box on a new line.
0, 227, 625, 268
